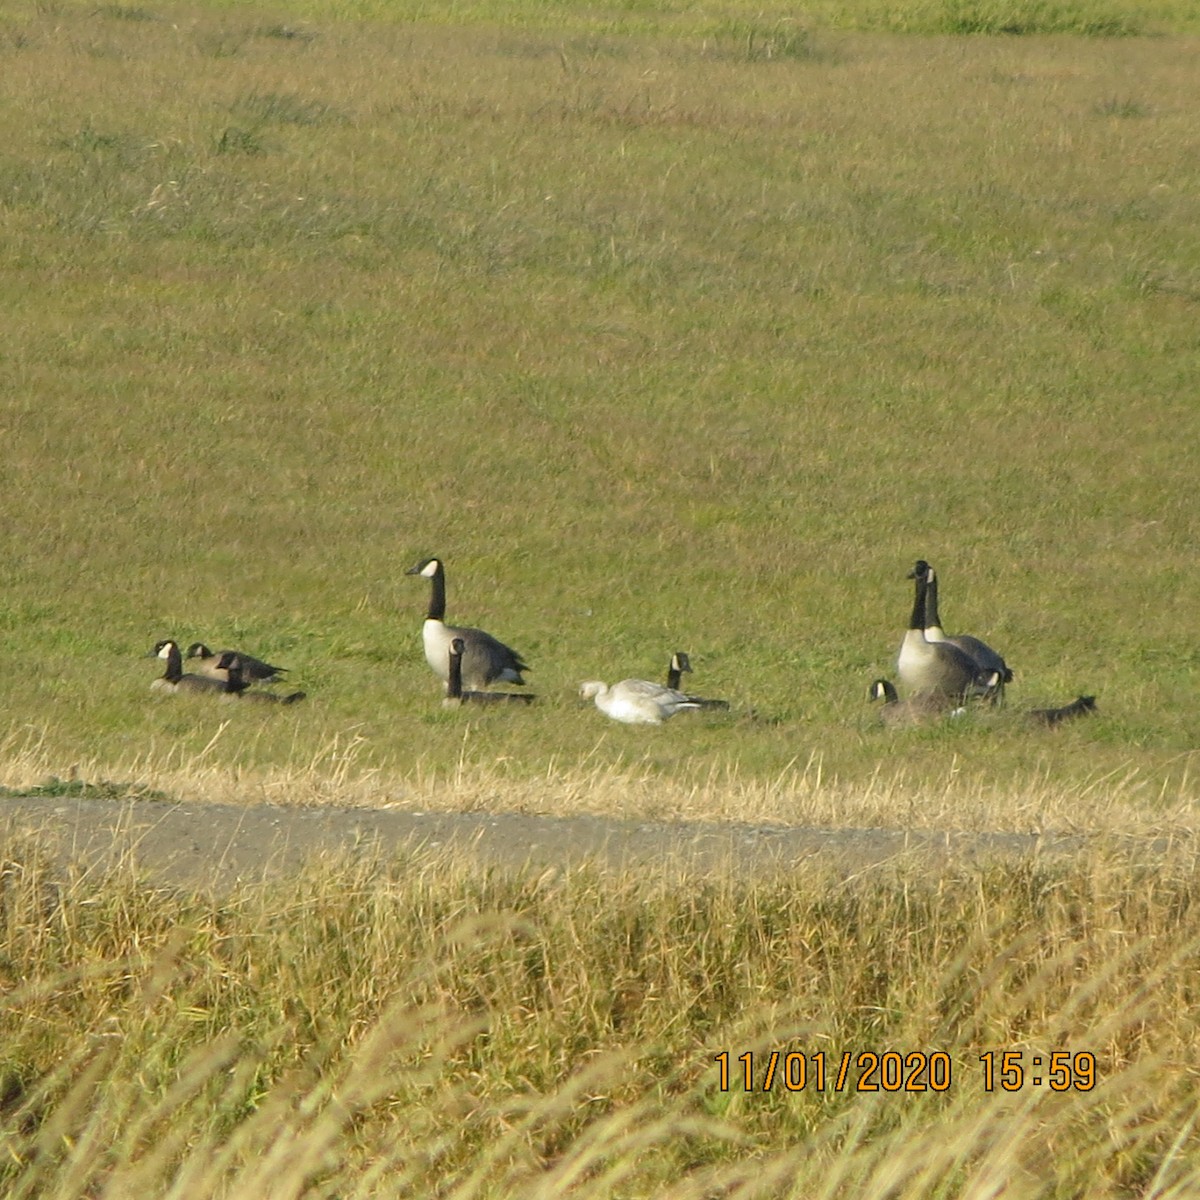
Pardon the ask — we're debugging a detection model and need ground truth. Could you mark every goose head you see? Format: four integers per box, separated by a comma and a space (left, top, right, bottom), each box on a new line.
405, 557, 442, 578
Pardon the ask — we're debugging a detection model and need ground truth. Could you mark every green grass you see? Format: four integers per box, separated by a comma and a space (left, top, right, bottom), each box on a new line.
2, 3, 1199, 825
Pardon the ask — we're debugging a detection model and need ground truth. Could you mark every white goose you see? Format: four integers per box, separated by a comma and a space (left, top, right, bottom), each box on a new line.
580, 678, 704, 725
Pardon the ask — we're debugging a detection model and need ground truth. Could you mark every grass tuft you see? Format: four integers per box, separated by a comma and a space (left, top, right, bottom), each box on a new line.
703, 19, 820, 62
231, 90, 344, 126
94, 3, 157, 19
213, 125, 267, 155
1094, 94, 1149, 117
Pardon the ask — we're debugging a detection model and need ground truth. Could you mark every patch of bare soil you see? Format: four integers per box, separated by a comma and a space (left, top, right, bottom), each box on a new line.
0, 795, 1093, 894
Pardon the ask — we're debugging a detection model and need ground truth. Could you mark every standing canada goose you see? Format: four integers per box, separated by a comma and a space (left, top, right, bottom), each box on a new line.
405, 557, 529, 691
579, 679, 705, 725
216, 653, 307, 704
1029, 695, 1097, 727
148, 639, 228, 695
921, 563, 1012, 701
896, 562, 992, 702
186, 643, 288, 684
869, 678, 960, 727
665, 651, 731, 711
443, 638, 536, 707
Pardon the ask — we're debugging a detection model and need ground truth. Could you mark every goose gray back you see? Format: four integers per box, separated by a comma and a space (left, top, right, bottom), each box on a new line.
405, 557, 530, 691
444, 638, 535, 707
217, 653, 307, 704
580, 679, 704, 725
896, 562, 986, 701
921, 564, 1012, 701
187, 642, 288, 684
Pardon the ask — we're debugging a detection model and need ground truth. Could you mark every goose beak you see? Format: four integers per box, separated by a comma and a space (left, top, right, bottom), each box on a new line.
404, 563, 423, 576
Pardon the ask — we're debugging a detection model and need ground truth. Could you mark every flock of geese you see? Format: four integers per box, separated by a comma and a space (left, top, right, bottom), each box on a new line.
147, 555, 1096, 729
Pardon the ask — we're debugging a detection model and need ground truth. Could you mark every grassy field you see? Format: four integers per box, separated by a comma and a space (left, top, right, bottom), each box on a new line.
2, 2, 1200, 1192
1, 0, 1199, 828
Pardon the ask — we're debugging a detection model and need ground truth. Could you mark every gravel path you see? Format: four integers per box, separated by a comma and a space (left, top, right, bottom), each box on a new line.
0, 794, 1093, 894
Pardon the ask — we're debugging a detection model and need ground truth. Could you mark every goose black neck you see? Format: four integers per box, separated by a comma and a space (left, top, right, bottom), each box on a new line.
447, 646, 463, 700
909, 571, 927, 633
225, 664, 249, 695
924, 570, 943, 629
667, 665, 681, 690
426, 564, 447, 621
162, 644, 183, 683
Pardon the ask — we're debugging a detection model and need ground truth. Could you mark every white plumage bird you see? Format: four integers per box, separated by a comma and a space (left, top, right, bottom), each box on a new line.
579, 679, 705, 725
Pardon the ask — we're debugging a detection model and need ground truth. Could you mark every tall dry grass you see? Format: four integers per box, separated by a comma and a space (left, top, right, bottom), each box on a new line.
2, 832, 1199, 1197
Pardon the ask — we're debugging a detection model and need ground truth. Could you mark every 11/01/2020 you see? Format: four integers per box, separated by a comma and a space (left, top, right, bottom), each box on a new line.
713, 1050, 952, 1094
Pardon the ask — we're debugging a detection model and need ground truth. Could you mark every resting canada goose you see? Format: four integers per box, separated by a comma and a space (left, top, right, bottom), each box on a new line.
186, 642, 288, 684
580, 679, 704, 725
869, 678, 963, 727
921, 563, 1012, 701
444, 638, 536, 707
149, 639, 228, 695
1029, 695, 1097, 727
897, 562, 993, 702
405, 557, 529, 691
665, 652, 731, 711
216, 653, 306, 704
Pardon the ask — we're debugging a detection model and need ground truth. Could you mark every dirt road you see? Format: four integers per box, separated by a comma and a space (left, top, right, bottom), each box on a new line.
0, 794, 1092, 893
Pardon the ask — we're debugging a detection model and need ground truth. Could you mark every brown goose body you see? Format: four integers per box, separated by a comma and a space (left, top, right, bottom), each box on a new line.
187, 642, 288, 684
869, 678, 961, 728
443, 638, 535, 707
217, 654, 306, 704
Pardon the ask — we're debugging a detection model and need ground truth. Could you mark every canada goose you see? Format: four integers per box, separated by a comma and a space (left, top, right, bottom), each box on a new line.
186, 643, 288, 684
897, 562, 993, 702
148, 639, 228, 695
665, 652, 731, 711
869, 678, 964, 727
216, 653, 306, 704
405, 557, 529, 691
579, 679, 704, 725
922, 564, 1012, 701
1029, 695, 1097, 727
444, 638, 535, 707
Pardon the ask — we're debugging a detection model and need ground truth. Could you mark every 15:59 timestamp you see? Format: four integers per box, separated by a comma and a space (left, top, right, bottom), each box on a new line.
979, 1051, 1096, 1091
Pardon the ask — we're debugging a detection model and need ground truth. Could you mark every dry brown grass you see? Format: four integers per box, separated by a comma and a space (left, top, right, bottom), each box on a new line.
3, 724, 1198, 845
2, 830, 1199, 1197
